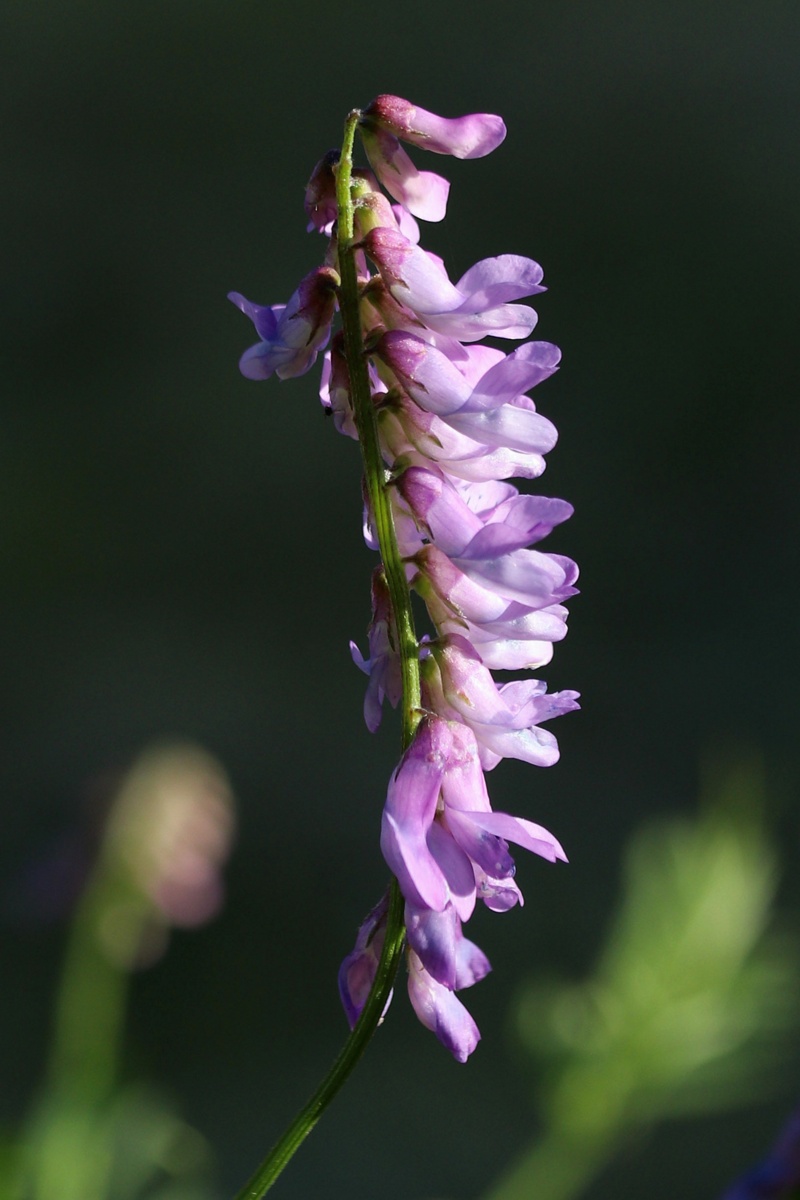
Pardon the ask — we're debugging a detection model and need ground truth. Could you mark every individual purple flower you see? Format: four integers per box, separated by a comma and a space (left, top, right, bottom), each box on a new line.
422, 635, 580, 770
410, 537, 578, 633
361, 95, 506, 161
378, 394, 554, 482
361, 226, 543, 342
376, 330, 560, 422
381, 715, 566, 918
375, 330, 563, 462
393, 463, 573, 561
360, 123, 451, 222
228, 264, 339, 380
380, 716, 461, 915
425, 588, 570, 671
404, 903, 491, 991
338, 892, 391, 1029
406, 949, 481, 1064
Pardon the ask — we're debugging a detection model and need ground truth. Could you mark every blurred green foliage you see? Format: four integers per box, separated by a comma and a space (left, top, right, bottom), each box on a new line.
481, 758, 799, 1200
4, 752, 797, 1200
4, 1087, 213, 1200
0, 745, 232, 1200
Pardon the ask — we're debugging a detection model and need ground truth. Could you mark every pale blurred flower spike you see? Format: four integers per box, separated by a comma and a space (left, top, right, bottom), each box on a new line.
99, 743, 235, 967
4, 743, 235, 1200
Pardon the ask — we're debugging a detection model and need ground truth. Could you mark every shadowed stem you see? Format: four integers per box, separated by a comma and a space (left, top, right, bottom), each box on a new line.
232, 108, 421, 1200
232, 882, 406, 1200
336, 110, 423, 744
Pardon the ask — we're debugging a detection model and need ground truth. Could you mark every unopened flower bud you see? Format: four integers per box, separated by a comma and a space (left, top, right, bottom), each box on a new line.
304, 149, 340, 234
361, 95, 506, 160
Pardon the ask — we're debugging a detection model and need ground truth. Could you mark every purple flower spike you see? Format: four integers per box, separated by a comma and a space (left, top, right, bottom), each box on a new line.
362, 95, 506, 161
232, 99, 577, 1061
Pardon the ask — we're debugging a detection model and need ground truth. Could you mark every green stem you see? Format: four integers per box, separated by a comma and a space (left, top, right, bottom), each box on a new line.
233, 107, 423, 1200
27, 866, 143, 1200
233, 881, 405, 1200
48, 870, 130, 1104
336, 111, 422, 746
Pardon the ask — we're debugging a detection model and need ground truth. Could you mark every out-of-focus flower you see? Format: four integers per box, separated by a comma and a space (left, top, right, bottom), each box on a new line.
102, 743, 235, 965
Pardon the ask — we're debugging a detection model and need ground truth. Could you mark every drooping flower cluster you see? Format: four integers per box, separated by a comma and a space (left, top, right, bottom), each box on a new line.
230, 96, 578, 1062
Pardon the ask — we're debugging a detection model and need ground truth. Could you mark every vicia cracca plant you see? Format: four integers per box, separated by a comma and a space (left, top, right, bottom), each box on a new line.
229, 96, 578, 1197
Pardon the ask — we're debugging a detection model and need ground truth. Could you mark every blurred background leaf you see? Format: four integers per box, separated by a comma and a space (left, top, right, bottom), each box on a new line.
2, 744, 231, 1200
481, 758, 799, 1200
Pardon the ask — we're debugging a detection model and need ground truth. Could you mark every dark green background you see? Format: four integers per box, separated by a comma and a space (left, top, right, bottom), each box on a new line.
2, 1, 799, 1196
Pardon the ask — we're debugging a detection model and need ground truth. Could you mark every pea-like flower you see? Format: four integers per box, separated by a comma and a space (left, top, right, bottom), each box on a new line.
228, 264, 339, 380
381, 716, 566, 912
362, 227, 543, 341
361, 95, 507, 160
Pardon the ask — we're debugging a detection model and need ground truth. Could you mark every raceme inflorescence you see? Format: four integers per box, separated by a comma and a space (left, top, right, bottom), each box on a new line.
230, 96, 578, 1065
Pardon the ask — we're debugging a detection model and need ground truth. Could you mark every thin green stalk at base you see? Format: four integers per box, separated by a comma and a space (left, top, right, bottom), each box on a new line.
233, 108, 423, 1200
335, 110, 422, 746
233, 880, 406, 1200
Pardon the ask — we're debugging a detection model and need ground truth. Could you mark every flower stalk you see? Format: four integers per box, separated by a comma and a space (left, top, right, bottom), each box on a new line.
229, 89, 577, 1188
232, 882, 405, 1200
336, 110, 422, 745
